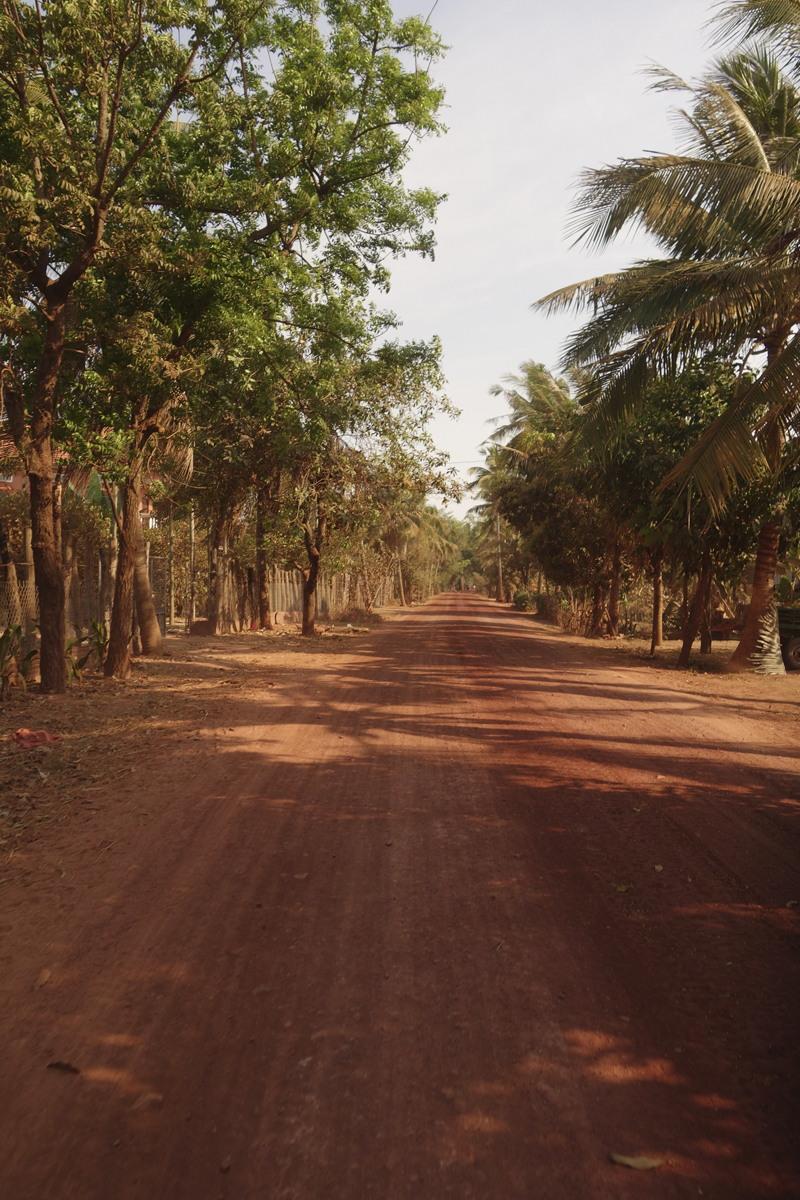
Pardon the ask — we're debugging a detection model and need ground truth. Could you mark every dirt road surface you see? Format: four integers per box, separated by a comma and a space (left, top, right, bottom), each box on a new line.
1, 594, 798, 1199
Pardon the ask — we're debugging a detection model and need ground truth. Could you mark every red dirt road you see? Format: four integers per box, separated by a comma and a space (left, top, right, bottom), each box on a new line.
1, 593, 798, 1199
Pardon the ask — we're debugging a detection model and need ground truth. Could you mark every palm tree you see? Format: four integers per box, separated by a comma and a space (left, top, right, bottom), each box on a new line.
469, 445, 513, 602
488, 362, 575, 451
537, 9, 800, 672
373, 498, 458, 606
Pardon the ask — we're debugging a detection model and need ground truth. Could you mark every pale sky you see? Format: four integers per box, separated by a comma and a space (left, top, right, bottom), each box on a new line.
384, 0, 719, 515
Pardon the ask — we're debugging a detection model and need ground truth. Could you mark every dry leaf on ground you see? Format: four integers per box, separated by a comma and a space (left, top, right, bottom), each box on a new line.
610, 1153, 663, 1170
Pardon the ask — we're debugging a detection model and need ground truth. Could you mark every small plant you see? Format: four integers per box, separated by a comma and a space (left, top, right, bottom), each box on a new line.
513, 590, 534, 611
65, 630, 92, 686
87, 618, 109, 667
0, 624, 39, 700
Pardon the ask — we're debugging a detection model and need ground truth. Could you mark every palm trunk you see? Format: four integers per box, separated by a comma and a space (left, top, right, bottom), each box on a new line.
650, 546, 663, 656
495, 508, 503, 602
677, 548, 712, 669
725, 518, 784, 674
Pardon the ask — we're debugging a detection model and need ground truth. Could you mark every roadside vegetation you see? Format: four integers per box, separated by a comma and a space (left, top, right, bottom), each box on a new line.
471, 2, 800, 674
0, 0, 462, 691
3, 0, 800, 695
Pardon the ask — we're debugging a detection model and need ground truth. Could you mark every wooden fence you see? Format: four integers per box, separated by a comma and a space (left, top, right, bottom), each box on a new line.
0, 566, 395, 635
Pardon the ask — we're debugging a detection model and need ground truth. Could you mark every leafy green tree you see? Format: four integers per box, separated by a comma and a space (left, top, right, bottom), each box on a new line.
1, 0, 447, 687
0, 0, 271, 688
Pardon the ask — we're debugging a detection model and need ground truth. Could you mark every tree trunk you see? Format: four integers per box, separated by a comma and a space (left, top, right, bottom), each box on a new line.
84, 537, 98, 623
208, 542, 220, 634
495, 508, 504, 602
606, 539, 622, 636
700, 584, 713, 654
189, 505, 196, 623
650, 546, 663, 656
725, 518, 785, 674
302, 511, 326, 637
6, 302, 67, 690
29, 471, 66, 691
256, 488, 271, 629
302, 562, 319, 635
681, 570, 689, 640
361, 544, 374, 613
677, 548, 712, 669
206, 516, 227, 634
397, 559, 408, 607
236, 558, 248, 631
62, 526, 80, 632
589, 583, 605, 636
104, 482, 140, 677
133, 501, 164, 656
99, 531, 117, 627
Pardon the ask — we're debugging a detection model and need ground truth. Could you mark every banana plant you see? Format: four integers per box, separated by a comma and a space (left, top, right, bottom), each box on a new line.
0, 624, 39, 700
87, 619, 109, 668
65, 631, 92, 687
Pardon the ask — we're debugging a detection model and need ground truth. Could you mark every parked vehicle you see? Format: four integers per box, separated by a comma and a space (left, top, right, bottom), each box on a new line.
778, 606, 800, 670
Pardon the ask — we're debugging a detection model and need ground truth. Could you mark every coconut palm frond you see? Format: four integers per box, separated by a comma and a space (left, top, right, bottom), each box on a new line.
643, 61, 693, 93
714, 1, 800, 55
570, 352, 654, 455
673, 419, 769, 512
661, 409, 770, 511
659, 328, 800, 505
568, 155, 800, 256
688, 81, 772, 169
487, 361, 574, 446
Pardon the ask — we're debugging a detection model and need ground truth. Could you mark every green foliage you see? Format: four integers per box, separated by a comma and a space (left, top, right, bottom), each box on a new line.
535, 21, 800, 511
87, 619, 109, 668
64, 633, 92, 686
0, 623, 38, 698
0, 0, 454, 661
